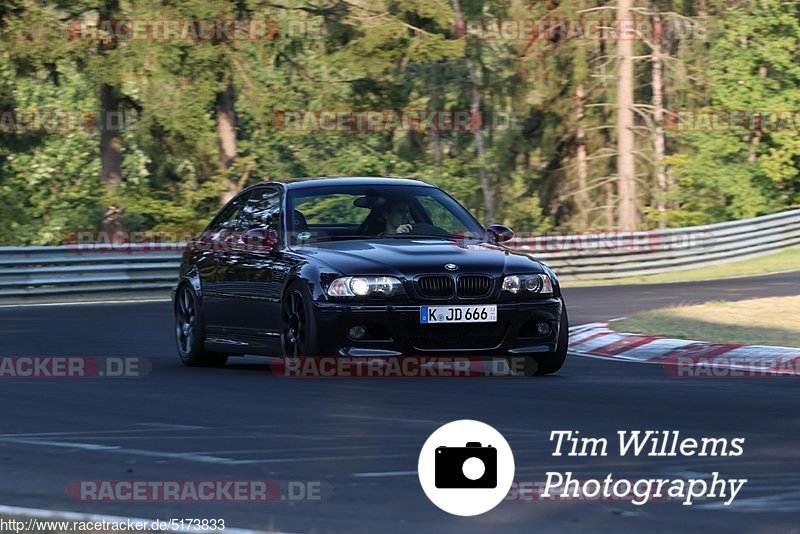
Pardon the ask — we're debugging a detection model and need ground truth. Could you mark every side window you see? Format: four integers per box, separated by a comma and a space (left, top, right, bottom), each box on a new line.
206, 192, 250, 238
240, 188, 282, 233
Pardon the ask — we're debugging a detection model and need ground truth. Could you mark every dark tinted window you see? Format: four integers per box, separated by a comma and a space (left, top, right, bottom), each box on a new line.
206, 192, 250, 235
239, 188, 282, 232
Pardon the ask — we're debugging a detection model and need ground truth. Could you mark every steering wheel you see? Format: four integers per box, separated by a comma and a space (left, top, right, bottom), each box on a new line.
404, 222, 448, 236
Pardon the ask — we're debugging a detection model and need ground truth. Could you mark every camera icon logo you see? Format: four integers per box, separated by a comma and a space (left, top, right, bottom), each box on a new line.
435, 442, 497, 488
418, 420, 515, 516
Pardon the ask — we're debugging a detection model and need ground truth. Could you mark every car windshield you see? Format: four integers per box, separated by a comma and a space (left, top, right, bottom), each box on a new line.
286, 183, 488, 244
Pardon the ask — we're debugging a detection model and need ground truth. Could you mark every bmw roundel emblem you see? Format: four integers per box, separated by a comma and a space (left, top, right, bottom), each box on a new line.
444, 263, 459, 271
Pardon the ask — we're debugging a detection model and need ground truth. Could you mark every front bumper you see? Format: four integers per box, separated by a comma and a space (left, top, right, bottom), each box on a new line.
314, 298, 565, 356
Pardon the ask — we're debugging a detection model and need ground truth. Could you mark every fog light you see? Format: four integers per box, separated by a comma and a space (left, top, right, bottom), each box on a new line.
536, 322, 551, 336
349, 325, 367, 340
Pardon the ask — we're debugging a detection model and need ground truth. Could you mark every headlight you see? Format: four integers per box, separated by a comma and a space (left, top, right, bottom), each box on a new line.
327, 276, 404, 297
502, 274, 553, 295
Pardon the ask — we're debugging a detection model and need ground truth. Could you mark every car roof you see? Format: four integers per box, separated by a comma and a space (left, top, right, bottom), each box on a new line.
256, 177, 435, 190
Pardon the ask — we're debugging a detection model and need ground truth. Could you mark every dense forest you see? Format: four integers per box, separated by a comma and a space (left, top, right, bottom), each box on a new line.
1, 0, 799, 245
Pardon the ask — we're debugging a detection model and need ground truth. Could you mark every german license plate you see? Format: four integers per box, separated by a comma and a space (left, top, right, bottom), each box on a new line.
419, 305, 497, 324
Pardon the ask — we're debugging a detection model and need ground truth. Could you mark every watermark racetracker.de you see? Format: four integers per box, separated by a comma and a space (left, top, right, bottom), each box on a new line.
664, 352, 800, 378
62, 18, 323, 41
666, 110, 800, 132
61, 229, 712, 255
271, 356, 541, 377
0, 356, 150, 378
271, 110, 530, 132
455, 17, 708, 42
0, 109, 135, 133
67, 479, 325, 502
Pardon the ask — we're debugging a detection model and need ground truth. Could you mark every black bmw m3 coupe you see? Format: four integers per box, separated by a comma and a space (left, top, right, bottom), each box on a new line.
174, 177, 569, 375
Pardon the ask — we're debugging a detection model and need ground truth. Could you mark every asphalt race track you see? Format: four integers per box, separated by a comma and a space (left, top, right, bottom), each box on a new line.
0, 270, 798, 533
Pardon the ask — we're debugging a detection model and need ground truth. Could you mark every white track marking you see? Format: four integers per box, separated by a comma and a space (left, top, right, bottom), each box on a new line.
0, 439, 120, 451
0, 438, 241, 465
566, 349, 665, 365
0, 299, 169, 309
331, 414, 439, 424
187, 445, 415, 455
352, 471, 418, 478
696, 491, 800, 512
229, 453, 418, 465
134, 423, 208, 430
0, 427, 209, 438
0, 437, 418, 466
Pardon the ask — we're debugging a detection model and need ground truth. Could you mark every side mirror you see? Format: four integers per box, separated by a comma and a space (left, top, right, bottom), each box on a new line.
242, 228, 279, 253
486, 224, 514, 243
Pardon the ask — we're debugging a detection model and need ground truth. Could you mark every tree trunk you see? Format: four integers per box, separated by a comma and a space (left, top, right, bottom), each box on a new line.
466, 58, 494, 223
428, 66, 443, 166
450, 0, 495, 223
664, 62, 677, 212
652, 15, 668, 229
605, 181, 615, 229
616, 0, 638, 231
216, 77, 239, 206
100, 83, 123, 232
98, 0, 123, 233
747, 65, 768, 163
575, 81, 589, 229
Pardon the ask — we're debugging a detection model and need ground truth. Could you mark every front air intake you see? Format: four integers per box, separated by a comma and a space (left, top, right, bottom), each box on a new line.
416, 275, 454, 299
457, 275, 493, 298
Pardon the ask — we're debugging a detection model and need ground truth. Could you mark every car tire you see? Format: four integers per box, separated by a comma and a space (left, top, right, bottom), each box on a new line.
511, 304, 569, 376
174, 283, 229, 367
281, 280, 322, 357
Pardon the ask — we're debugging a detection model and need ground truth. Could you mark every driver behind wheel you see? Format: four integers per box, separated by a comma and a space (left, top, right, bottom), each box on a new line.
380, 200, 413, 235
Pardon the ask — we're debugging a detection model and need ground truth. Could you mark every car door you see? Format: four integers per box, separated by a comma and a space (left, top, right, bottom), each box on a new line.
198, 191, 251, 334
213, 186, 285, 350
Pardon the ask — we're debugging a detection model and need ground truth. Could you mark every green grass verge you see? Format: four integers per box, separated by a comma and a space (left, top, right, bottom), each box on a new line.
611, 296, 800, 348
560, 245, 800, 287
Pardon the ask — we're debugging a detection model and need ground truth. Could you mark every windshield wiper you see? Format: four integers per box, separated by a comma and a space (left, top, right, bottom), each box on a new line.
295, 235, 373, 243
380, 233, 485, 242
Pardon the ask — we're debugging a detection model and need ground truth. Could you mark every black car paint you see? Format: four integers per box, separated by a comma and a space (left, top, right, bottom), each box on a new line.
176, 177, 566, 357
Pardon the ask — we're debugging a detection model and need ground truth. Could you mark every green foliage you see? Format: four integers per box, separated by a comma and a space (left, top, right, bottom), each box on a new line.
663, 0, 800, 225
0, 59, 102, 244
0, 0, 798, 245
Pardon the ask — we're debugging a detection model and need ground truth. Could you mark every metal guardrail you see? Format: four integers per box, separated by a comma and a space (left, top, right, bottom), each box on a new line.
0, 247, 181, 301
1, 209, 798, 301
512, 208, 800, 279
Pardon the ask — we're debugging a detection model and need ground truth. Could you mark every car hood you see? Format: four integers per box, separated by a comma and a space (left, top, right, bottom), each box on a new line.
290, 238, 545, 277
